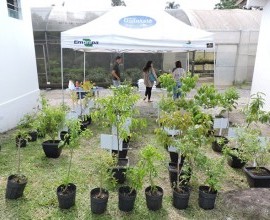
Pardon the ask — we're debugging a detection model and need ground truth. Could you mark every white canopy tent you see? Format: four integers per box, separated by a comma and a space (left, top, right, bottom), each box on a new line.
60, 7, 214, 93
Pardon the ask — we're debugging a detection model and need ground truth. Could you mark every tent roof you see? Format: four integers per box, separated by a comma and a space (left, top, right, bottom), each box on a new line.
61, 7, 214, 53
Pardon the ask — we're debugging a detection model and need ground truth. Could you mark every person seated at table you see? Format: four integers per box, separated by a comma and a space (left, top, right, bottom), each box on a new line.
75, 80, 81, 88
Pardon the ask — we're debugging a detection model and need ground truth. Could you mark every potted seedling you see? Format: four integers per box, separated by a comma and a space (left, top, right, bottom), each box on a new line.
56, 118, 92, 209
80, 80, 95, 126
171, 119, 212, 210
118, 164, 145, 212
18, 112, 38, 142
90, 149, 117, 214
6, 129, 30, 199
35, 97, 67, 158
92, 84, 145, 183
140, 145, 164, 211
231, 127, 270, 187
198, 156, 225, 210
223, 126, 249, 169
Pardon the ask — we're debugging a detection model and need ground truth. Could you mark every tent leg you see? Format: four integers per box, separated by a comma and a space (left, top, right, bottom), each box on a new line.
84, 51, 86, 82
61, 47, 64, 104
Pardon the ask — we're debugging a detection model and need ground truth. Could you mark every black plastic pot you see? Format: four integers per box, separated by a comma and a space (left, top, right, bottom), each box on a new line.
28, 131, 38, 142
169, 152, 185, 165
42, 140, 63, 158
145, 186, 163, 211
6, 174, 27, 199
60, 131, 70, 145
198, 185, 217, 210
173, 186, 190, 210
118, 186, 137, 212
211, 135, 229, 153
90, 188, 109, 214
15, 136, 27, 148
57, 183, 76, 209
243, 167, 270, 188
112, 141, 129, 159
227, 155, 246, 169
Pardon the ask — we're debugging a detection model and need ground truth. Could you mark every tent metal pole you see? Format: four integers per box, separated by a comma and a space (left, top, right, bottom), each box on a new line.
84, 51, 86, 82
187, 52, 189, 72
214, 43, 216, 85
61, 47, 64, 104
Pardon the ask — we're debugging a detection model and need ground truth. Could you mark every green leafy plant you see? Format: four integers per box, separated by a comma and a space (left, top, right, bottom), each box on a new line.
225, 126, 270, 168
139, 145, 164, 194
194, 84, 222, 109
180, 72, 199, 97
92, 84, 146, 155
158, 73, 176, 96
125, 164, 146, 195
35, 97, 67, 141
218, 87, 239, 119
60, 118, 92, 192
90, 149, 117, 198
203, 157, 225, 192
243, 92, 270, 127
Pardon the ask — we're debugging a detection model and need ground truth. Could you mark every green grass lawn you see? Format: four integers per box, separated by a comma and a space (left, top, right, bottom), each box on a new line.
0, 114, 261, 220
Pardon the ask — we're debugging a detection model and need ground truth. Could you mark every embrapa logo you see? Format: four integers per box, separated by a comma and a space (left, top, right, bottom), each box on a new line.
74, 39, 99, 47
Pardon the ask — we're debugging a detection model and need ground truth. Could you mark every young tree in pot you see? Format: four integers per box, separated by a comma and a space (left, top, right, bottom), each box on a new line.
229, 127, 270, 187
92, 84, 145, 183
198, 156, 225, 210
80, 80, 95, 126
118, 164, 145, 212
18, 113, 38, 142
171, 117, 212, 210
139, 145, 164, 211
35, 97, 67, 158
90, 149, 117, 214
6, 129, 30, 199
56, 118, 92, 209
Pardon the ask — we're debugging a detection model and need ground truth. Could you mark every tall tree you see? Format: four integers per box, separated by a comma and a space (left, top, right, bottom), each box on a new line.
165, 1, 180, 9
214, 0, 239, 9
111, 0, 126, 6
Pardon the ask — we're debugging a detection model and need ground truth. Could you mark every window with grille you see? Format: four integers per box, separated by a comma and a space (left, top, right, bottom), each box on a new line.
7, 0, 22, 19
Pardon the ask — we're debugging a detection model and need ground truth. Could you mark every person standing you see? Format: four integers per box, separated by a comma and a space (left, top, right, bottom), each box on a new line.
111, 56, 122, 87
172, 60, 185, 99
143, 61, 158, 102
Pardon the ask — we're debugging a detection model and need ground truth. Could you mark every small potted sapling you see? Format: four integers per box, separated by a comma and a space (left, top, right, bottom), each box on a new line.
18, 112, 38, 142
35, 97, 67, 158
118, 164, 145, 212
80, 80, 95, 126
6, 129, 30, 199
230, 127, 270, 187
194, 84, 229, 152
140, 145, 164, 211
90, 148, 117, 214
198, 156, 225, 210
56, 118, 92, 209
92, 84, 145, 183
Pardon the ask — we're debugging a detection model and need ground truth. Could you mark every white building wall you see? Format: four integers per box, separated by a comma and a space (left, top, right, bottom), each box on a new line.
213, 30, 259, 85
251, 1, 270, 111
0, 0, 40, 132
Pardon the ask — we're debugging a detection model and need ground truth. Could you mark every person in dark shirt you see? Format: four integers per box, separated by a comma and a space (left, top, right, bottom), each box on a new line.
111, 56, 122, 87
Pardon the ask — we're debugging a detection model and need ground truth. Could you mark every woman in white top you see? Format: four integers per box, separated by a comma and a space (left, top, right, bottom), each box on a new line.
172, 60, 185, 99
